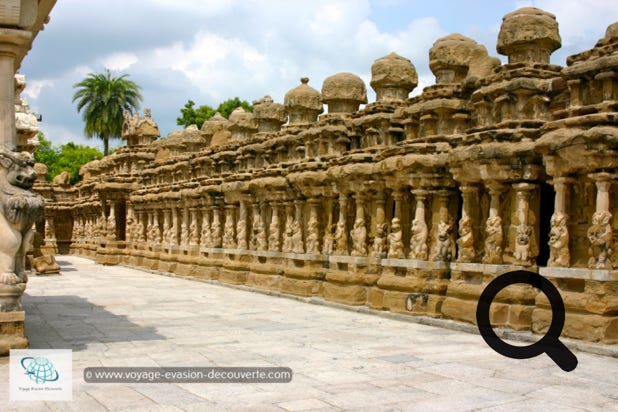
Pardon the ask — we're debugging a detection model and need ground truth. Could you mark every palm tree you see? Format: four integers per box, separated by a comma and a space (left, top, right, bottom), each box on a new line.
72, 69, 143, 155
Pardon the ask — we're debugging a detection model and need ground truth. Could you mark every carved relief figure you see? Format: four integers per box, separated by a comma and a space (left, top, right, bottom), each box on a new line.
0, 151, 45, 286
211, 210, 222, 248
189, 217, 199, 246
223, 213, 236, 248
334, 219, 347, 254
251, 216, 267, 251
483, 216, 503, 264
180, 222, 190, 246
409, 218, 428, 260
292, 220, 304, 254
587, 211, 613, 269
350, 217, 367, 256
126, 214, 135, 242
106, 208, 116, 241
236, 218, 248, 250
514, 223, 533, 264
322, 223, 335, 255
548, 212, 569, 267
372, 222, 387, 258
387, 218, 404, 259
268, 212, 281, 252
282, 214, 294, 253
456, 215, 475, 262
432, 220, 454, 262
305, 215, 320, 254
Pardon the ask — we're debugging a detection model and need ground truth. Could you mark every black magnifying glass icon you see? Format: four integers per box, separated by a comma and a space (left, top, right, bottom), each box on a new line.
476, 270, 578, 372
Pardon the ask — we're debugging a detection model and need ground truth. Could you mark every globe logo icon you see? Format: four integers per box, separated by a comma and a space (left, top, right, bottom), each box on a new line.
21, 357, 60, 384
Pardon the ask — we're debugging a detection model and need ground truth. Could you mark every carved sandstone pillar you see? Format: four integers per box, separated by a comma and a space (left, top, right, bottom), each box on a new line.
211, 204, 222, 248
237, 201, 248, 250
305, 199, 321, 254
268, 203, 281, 252
282, 202, 294, 253
189, 208, 200, 246
292, 200, 304, 254
409, 190, 429, 260
350, 193, 367, 256
548, 178, 571, 267
251, 201, 267, 251
335, 193, 348, 255
223, 205, 237, 249
587, 173, 613, 269
457, 186, 478, 262
513, 183, 536, 265
372, 192, 387, 258
201, 207, 212, 248
107, 203, 116, 241
430, 191, 454, 262
180, 206, 190, 246
483, 184, 505, 264
388, 190, 405, 258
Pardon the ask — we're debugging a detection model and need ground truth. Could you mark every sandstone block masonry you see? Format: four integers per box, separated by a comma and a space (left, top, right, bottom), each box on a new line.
40, 8, 618, 344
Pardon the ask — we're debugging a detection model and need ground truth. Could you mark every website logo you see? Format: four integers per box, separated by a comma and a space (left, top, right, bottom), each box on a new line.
21, 356, 60, 384
10, 349, 72, 401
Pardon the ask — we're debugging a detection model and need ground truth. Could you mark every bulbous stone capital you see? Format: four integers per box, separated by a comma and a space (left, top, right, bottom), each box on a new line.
370, 52, 417, 102
284, 78, 323, 125
497, 7, 561, 64
322, 72, 367, 114
253, 95, 287, 132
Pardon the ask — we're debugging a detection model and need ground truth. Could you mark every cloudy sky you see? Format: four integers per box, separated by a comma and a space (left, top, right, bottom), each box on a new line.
20, 0, 618, 151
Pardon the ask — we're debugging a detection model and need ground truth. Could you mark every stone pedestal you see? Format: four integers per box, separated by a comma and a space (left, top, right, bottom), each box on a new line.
0, 311, 27, 355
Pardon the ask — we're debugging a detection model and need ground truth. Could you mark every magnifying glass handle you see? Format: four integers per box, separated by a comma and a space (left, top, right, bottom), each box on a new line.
545, 340, 578, 372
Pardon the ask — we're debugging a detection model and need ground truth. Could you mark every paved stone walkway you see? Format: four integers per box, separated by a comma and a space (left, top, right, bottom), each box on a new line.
1, 256, 617, 411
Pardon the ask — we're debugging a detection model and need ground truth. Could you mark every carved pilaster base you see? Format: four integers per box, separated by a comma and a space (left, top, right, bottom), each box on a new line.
0, 311, 28, 356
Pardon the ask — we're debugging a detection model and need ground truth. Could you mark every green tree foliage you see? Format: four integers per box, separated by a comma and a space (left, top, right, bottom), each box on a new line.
176, 100, 215, 129
72, 69, 143, 155
34, 132, 103, 185
176, 97, 253, 128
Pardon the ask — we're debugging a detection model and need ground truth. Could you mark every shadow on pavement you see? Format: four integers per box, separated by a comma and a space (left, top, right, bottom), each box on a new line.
22, 294, 165, 351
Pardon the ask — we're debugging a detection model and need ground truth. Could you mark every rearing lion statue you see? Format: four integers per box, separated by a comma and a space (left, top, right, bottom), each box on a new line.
0, 150, 45, 285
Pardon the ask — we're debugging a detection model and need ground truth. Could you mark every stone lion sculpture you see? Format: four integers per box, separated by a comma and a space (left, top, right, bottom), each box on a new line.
0, 150, 45, 287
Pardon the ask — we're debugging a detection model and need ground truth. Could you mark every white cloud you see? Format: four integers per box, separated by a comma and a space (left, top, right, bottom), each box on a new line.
24, 79, 54, 100
100, 52, 138, 71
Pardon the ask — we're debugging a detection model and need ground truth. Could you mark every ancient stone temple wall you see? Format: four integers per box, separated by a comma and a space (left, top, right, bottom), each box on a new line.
44, 8, 618, 344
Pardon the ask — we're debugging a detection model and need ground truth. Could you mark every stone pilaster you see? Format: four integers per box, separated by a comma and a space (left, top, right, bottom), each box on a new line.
350, 193, 367, 256
268, 203, 281, 252
548, 177, 571, 267
513, 183, 536, 265
587, 173, 614, 269
483, 183, 504, 264
335, 193, 348, 255
409, 190, 428, 260
457, 186, 478, 262
430, 191, 454, 262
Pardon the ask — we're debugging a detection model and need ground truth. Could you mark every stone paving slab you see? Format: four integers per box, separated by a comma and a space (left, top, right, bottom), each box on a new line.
0, 256, 616, 411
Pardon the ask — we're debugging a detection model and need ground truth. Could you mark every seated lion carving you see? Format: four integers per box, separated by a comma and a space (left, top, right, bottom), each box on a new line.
0, 150, 45, 285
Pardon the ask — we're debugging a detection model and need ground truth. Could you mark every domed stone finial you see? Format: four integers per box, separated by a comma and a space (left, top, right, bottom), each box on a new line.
605, 22, 618, 41
497, 7, 561, 64
228, 107, 257, 140
284, 77, 323, 126
321, 72, 367, 114
253, 95, 287, 132
430, 34, 501, 84
202, 112, 231, 147
370, 52, 417, 102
